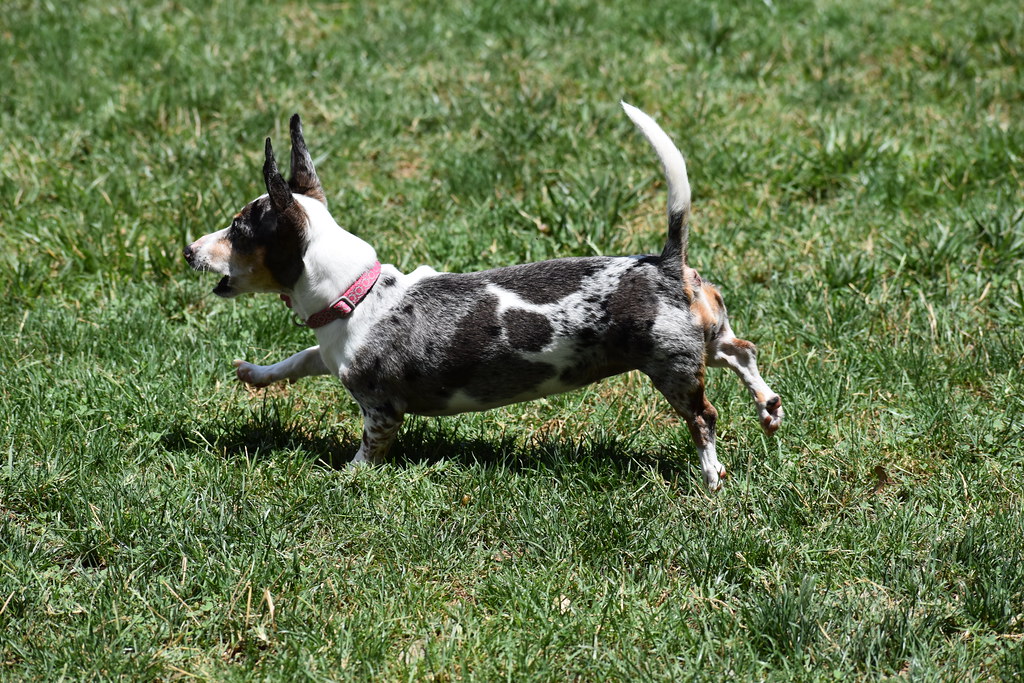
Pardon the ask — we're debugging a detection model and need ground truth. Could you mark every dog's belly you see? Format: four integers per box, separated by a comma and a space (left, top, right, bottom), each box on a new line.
402, 357, 627, 417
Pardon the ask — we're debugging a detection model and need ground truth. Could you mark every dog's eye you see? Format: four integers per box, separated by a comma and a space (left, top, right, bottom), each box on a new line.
227, 220, 251, 242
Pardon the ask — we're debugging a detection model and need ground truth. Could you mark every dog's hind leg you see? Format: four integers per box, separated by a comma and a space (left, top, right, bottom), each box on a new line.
233, 346, 329, 388
651, 374, 726, 492
351, 404, 403, 465
708, 337, 783, 435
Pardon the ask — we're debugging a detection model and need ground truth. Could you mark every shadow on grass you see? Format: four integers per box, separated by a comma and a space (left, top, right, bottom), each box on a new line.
391, 419, 687, 484
161, 404, 694, 485
161, 403, 356, 469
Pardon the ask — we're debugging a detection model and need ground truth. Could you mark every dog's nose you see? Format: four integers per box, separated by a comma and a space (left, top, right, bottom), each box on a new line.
183, 244, 195, 263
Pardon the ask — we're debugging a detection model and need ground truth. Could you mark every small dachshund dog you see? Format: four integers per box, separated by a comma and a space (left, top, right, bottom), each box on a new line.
184, 103, 782, 490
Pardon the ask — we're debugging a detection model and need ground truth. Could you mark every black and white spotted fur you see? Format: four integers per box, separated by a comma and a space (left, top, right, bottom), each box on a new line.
184, 103, 783, 491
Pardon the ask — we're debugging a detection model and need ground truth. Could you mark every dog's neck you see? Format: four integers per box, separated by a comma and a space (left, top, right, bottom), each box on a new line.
286, 196, 379, 321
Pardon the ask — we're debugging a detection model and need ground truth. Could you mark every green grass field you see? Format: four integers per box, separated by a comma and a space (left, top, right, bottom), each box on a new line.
2, 0, 1022, 678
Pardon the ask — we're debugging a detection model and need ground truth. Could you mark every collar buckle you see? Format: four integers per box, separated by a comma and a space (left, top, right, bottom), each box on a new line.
330, 295, 356, 316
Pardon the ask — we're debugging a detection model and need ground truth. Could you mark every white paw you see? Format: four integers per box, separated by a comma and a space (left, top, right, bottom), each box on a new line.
233, 359, 270, 388
760, 395, 783, 435
704, 464, 727, 493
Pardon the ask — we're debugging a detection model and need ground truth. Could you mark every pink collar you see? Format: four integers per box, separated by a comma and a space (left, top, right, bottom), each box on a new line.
280, 261, 382, 328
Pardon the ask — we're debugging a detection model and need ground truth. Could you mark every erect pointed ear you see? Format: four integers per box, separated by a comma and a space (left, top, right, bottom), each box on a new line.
264, 137, 294, 214
288, 114, 326, 205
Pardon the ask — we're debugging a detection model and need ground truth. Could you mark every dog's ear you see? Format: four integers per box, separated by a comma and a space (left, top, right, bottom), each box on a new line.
264, 137, 294, 214
288, 114, 326, 205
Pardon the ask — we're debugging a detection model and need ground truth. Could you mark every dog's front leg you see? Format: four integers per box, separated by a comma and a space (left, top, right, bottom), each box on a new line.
708, 337, 783, 435
350, 404, 403, 465
233, 346, 329, 388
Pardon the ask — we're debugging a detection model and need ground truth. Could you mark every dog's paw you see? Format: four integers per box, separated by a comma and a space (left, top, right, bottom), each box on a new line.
348, 451, 383, 467
233, 359, 271, 388
704, 463, 727, 493
760, 395, 783, 435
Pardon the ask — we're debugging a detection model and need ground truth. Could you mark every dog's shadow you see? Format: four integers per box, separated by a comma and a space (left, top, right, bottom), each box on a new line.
161, 405, 696, 488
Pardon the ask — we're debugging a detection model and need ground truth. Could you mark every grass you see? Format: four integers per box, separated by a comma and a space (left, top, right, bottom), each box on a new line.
1, 0, 1022, 678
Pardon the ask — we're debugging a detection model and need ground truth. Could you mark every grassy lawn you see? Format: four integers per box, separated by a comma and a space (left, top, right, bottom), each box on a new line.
2, 0, 1022, 678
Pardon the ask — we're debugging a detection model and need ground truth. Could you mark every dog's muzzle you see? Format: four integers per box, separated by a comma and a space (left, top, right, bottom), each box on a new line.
184, 242, 233, 296
183, 242, 212, 273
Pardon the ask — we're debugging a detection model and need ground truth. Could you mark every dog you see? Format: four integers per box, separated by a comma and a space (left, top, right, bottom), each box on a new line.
183, 103, 782, 491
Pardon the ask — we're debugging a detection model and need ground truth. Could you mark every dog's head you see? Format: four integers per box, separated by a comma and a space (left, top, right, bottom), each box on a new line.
184, 114, 325, 297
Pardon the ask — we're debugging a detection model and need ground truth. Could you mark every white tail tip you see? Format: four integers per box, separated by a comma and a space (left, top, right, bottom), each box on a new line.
620, 101, 690, 217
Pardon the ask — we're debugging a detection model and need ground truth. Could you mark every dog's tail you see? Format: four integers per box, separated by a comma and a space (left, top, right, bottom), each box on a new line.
621, 102, 691, 270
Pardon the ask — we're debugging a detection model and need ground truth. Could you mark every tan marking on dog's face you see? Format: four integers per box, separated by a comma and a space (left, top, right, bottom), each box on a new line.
185, 226, 232, 274
204, 234, 233, 271
225, 246, 283, 294
185, 195, 308, 298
